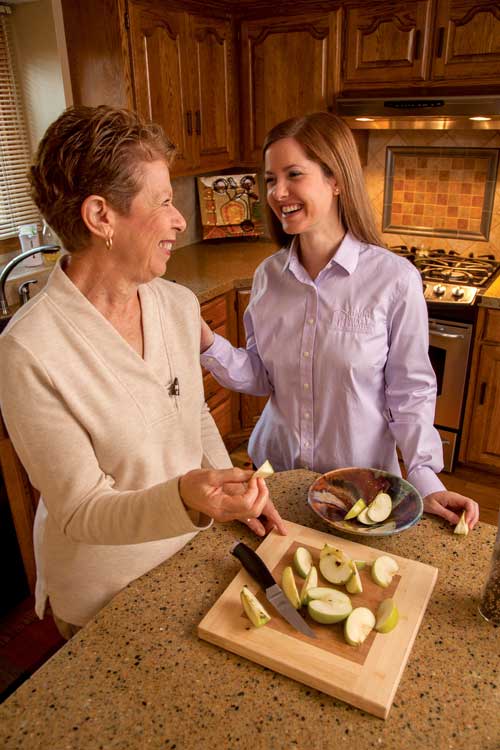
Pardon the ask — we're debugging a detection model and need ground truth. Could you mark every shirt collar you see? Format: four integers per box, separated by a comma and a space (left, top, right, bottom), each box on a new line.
282, 232, 363, 276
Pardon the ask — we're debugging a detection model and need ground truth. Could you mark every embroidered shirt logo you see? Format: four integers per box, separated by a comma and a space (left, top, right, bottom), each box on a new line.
331, 308, 375, 333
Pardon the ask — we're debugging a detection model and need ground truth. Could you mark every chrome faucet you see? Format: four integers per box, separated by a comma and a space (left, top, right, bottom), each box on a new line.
0, 245, 60, 315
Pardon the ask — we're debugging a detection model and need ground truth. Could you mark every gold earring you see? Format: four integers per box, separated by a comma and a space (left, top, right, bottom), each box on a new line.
105, 235, 113, 251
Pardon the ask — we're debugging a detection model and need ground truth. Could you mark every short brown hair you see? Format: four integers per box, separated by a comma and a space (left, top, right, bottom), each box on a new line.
263, 112, 382, 248
30, 105, 176, 251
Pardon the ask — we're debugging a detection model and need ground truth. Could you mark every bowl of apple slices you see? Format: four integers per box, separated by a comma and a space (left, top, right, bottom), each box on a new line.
307, 467, 423, 537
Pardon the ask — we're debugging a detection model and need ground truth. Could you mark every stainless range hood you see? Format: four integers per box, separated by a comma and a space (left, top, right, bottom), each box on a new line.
336, 95, 500, 130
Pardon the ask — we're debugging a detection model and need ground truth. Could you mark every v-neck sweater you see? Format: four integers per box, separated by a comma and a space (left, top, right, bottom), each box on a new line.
0, 263, 232, 626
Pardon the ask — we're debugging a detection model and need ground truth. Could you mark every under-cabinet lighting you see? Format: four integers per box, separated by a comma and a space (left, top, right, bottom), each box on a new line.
469, 116, 491, 121
355, 117, 374, 122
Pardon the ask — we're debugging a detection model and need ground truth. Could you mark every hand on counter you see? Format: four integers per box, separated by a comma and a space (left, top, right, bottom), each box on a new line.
424, 490, 480, 530
200, 318, 215, 353
179, 468, 284, 532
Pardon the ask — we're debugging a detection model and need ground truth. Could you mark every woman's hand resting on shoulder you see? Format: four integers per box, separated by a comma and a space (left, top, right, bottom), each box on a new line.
179, 467, 287, 536
423, 490, 479, 530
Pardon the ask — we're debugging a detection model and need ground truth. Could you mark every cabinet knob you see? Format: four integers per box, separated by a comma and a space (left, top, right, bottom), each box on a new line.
479, 382, 487, 406
195, 110, 201, 136
186, 110, 193, 136
436, 27, 445, 58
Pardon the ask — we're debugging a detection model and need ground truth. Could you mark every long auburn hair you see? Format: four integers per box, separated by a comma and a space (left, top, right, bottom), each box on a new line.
262, 112, 382, 248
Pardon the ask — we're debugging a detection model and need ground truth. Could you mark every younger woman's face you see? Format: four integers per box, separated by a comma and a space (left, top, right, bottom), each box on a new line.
264, 137, 338, 237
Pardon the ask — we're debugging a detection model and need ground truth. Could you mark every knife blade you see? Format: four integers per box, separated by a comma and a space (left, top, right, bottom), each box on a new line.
231, 542, 317, 639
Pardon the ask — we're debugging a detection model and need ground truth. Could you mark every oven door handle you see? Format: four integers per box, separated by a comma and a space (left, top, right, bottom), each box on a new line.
429, 330, 465, 340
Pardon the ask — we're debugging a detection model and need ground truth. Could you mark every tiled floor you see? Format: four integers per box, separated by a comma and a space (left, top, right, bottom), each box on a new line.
0, 444, 497, 704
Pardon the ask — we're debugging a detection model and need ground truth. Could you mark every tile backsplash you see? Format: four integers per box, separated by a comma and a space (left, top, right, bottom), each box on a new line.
363, 130, 500, 259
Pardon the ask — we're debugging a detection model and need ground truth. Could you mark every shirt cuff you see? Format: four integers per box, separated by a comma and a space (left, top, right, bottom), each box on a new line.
406, 467, 446, 500
200, 333, 231, 367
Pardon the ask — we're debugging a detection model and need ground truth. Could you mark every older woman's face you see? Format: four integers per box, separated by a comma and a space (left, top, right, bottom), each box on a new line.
112, 159, 186, 283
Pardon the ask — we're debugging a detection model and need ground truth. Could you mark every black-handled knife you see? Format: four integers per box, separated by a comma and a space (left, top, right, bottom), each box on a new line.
231, 542, 317, 639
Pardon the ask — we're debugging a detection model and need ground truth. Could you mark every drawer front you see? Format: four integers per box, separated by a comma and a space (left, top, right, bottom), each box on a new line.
484, 310, 500, 343
201, 295, 227, 329
204, 371, 230, 408
210, 397, 232, 438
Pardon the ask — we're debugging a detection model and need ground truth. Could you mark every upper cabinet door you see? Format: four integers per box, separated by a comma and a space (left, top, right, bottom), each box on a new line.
431, 1, 500, 83
240, 12, 341, 163
190, 16, 237, 171
343, 2, 433, 87
128, 3, 194, 174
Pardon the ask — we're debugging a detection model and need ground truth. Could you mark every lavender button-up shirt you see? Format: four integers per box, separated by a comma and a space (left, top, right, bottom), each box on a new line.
201, 233, 445, 499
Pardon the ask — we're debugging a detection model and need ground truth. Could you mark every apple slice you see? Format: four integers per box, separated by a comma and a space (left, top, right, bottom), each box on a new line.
375, 598, 399, 633
281, 565, 301, 609
253, 460, 274, 479
454, 510, 469, 536
345, 561, 363, 594
344, 607, 376, 645
293, 546, 313, 578
308, 597, 352, 624
367, 492, 392, 523
354, 560, 368, 570
319, 545, 353, 585
371, 555, 399, 588
344, 498, 366, 520
300, 565, 318, 606
357, 508, 378, 525
240, 586, 271, 627
306, 586, 352, 607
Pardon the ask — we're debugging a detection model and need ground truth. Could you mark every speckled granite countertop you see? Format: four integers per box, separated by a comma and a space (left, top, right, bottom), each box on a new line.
1, 470, 498, 750
164, 239, 278, 302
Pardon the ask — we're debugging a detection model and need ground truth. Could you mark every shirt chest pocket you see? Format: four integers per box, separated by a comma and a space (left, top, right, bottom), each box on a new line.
329, 307, 387, 371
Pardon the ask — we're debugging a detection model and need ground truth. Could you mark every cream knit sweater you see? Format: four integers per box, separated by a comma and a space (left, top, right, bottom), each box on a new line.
0, 263, 232, 625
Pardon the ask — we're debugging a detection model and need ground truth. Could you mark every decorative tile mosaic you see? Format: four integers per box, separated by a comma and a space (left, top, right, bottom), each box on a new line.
383, 147, 499, 241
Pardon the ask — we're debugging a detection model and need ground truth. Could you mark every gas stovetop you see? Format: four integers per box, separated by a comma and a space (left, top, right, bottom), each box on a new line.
390, 246, 500, 304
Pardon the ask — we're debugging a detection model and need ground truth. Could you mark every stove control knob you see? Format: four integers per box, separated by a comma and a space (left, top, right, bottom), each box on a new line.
433, 284, 446, 297
452, 286, 465, 299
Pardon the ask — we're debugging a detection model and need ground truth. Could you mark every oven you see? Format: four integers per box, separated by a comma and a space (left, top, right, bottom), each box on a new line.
390, 244, 500, 473
428, 318, 473, 472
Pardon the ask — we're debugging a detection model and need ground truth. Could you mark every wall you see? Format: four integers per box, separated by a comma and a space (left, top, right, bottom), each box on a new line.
363, 130, 500, 259
9, 0, 66, 152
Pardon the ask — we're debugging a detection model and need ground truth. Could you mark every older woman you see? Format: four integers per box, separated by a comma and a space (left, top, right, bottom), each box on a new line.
0, 106, 286, 638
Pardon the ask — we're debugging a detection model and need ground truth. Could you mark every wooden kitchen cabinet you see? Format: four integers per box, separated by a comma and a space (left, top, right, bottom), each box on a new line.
460, 308, 500, 472
200, 293, 240, 446
343, 1, 433, 87
341, 0, 500, 90
431, 1, 500, 85
240, 12, 342, 163
237, 290, 268, 430
128, 2, 237, 174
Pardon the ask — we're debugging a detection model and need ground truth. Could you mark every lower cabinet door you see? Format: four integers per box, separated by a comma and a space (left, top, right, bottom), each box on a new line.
466, 342, 500, 469
209, 397, 233, 438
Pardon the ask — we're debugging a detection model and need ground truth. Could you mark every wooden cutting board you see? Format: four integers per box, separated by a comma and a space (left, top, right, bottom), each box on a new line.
198, 521, 438, 719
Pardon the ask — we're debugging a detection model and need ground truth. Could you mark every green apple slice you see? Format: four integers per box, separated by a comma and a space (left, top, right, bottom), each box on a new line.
454, 510, 469, 536
240, 586, 271, 627
281, 565, 301, 609
345, 561, 363, 594
344, 498, 366, 520
308, 597, 352, 624
354, 560, 368, 570
293, 546, 313, 578
253, 459, 274, 479
344, 607, 376, 645
357, 508, 378, 525
367, 492, 392, 523
306, 586, 351, 607
371, 555, 399, 588
319, 546, 353, 585
375, 598, 399, 633
300, 565, 318, 605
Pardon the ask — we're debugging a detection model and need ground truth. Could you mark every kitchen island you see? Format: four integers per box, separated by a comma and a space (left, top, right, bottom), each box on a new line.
0, 470, 498, 750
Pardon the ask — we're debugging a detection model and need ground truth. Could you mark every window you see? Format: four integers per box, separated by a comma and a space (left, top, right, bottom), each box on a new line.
0, 4, 38, 240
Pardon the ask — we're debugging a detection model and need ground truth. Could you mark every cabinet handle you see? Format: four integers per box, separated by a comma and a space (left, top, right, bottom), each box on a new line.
204, 318, 213, 326
479, 382, 487, 405
414, 29, 421, 60
436, 27, 445, 58
195, 110, 201, 136
186, 110, 193, 136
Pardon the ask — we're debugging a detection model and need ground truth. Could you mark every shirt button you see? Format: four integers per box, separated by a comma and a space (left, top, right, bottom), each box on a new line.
304, 441, 309, 448
307, 317, 314, 325
304, 411, 310, 419
303, 383, 310, 390
303, 351, 310, 358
